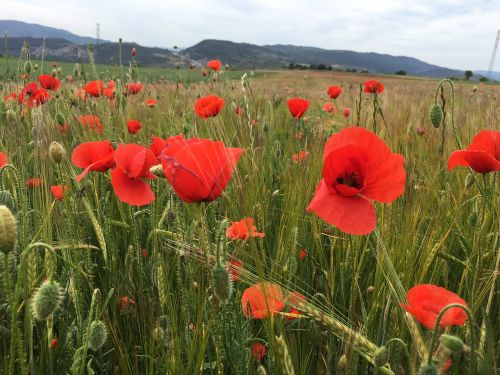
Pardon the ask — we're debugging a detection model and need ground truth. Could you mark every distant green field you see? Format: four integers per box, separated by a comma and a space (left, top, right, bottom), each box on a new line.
0, 57, 273, 84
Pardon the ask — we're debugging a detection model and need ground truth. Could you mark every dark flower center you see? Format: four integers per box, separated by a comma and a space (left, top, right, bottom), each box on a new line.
336, 172, 362, 189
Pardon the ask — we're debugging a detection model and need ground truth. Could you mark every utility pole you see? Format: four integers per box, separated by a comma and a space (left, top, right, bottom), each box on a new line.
487, 30, 500, 79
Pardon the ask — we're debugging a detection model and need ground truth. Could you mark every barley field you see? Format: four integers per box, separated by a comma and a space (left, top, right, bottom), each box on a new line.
0, 50, 499, 375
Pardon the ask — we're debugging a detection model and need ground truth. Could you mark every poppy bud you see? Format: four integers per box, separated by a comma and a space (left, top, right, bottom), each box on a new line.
439, 334, 465, 353
6, 109, 17, 123
366, 285, 375, 294
51, 338, 58, 351
256, 365, 267, 375
337, 354, 348, 371
373, 346, 389, 367
55, 112, 66, 126
49, 141, 66, 164
418, 364, 438, 375
468, 212, 478, 227
51, 69, 57, 77
149, 164, 164, 178
34, 63, 39, 71
429, 104, 443, 128
0, 205, 17, 254
88, 320, 108, 351
57, 67, 62, 75
31, 280, 64, 320
24, 60, 32, 74
212, 263, 233, 303
0, 191, 15, 212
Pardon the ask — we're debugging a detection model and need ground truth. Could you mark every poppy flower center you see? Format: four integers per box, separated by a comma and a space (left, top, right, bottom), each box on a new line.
336, 172, 362, 189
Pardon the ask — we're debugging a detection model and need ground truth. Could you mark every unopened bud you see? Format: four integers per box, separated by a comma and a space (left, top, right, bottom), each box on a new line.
49, 141, 66, 164
468, 212, 478, 227
24, 60, 32, 74
429, 104, 443, 128
149, 164, 164, 178
373, 346, 389, 367
88, 320, 108, 351
31, 280, 64, 320
212, 263, 233, 303
0, 205, 17, 254
439, 334, 465, 353
55, 112, 66, 126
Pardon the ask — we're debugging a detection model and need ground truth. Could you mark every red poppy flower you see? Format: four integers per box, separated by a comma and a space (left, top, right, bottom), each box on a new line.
103, 80, 116, 98
285, 291, 306, 321
194, 95, 224, 119
51, 185, 68, 201
26, 178, 43, 188
252, 342, 266, 361
307, 127, 406, 235
84, 80, 104, 97
287, 98, 309, 120
125, 82, 143, 95
131, 47, 137, 57
66, 75, 73, 82
400, 284, 468, 329
298, 248, 308, 260
448, 130, 500, 173
110, 144, 157, 206
327, 85, 342, 99
32, 89, 50, 106
56, 123, 69, 134
71, 140, 115, 182
0, 152, 8, 168
207, 59, 222, 72
228, 259, 242, 282
292, 150, 309, 162
38, 75, 60, 92
4, 92, 17, 103
161, 138, 243, 203
363, 79, 384, 94
78, 115, 103, 134
342, 108, 351, 118
127, 120, 142, 134
150, 134, 184, 160
51, 338, 58, 352
226, 217, 265, 240
235, 105, 244, 116
18, 82, 39, 104
241, 282, 285, 319
323, 102, 336, 113
144, 98, 157, 107
75, 89, 88, 101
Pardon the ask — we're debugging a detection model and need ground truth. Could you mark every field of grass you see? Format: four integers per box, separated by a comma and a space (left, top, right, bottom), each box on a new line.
0, 54, 499, 375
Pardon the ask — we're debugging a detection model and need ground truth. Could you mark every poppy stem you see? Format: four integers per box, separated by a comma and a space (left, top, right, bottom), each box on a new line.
383, 338, 414, 374
427, 303, 476, 375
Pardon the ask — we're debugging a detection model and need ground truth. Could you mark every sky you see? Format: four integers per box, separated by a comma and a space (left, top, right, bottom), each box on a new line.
2, 0, 500, 70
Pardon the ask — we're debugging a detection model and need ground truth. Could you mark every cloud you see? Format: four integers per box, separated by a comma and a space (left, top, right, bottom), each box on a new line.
2, 0, 499, 70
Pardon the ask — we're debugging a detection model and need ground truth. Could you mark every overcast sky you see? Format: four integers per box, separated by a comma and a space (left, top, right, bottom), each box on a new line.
3, 0, 500, 70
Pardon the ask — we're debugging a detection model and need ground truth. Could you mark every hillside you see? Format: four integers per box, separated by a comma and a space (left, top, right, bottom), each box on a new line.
0, 20, 110, 45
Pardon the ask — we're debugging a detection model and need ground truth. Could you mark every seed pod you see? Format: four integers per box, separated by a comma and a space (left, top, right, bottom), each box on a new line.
439, 334, 464, 353
0, 205, 17, 254
212, 263, 233, 303
31, 280, 64, 320
55, 112, 66, 126
429, 104, 443, 128
24, 60, 33, 74
373, 346, 389, 367
88, 320, 108, 351
49, 141, 66, 164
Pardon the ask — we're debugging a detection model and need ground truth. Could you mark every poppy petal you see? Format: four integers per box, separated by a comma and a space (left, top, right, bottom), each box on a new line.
110, 167, 155, 206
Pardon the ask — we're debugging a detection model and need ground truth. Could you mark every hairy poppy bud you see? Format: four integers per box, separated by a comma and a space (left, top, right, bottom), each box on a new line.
439, 334, 465, 353
373, 346, 389, 367
49, 141, 66, 164
51, 69, 57, 77
366, 286, 375, 294
31, 280, 64, 320
468, 212, 478, 227
24, 60, 32, 74
88, 320, 108, 351
0, 205, 17, 254
418, 363, 438, 375
153, 326, 164, 342
429, 104, 443, 128
212, 263, 233, 303
337, 354, 348, 371
0, 191, 15, 212
34, 63, 38, 71
6, 109, 17, 123
55, 112, 66, 126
